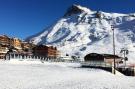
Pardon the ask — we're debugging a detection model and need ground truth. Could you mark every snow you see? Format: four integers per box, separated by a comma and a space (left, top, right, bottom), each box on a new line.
30, 30, 49, 44
74, 4, 92, 14
0, 60, 135, 89
26, 5, 135, 63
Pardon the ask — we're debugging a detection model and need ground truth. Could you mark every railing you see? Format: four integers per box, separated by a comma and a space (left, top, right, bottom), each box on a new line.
5, 53, 59, 62
81, 61, 135, 76
81, 61, 112, 67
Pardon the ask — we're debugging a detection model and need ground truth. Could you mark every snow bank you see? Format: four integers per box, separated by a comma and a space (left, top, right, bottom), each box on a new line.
0, 61, 135, 89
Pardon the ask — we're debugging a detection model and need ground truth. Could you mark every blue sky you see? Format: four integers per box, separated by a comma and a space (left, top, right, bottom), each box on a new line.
0, 0, 135, 40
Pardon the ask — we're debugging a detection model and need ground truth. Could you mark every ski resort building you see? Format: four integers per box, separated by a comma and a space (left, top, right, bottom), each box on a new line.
0, 35, 59, 60
0, 35, 10, 46
33, 45, 58, 59
0, 45, 8, 59
0, 35, 10, 59
21, 42, 35, 50
0, 35, 32, 59
84, 53, 122, 66
10, 38, 22, 50
21, 42, 35, 56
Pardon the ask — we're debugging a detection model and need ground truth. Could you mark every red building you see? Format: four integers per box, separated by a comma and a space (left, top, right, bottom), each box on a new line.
33, 45, 58, 59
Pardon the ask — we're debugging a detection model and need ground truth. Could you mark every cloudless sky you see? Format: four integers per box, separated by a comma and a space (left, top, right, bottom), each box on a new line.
0, 0, 135, 40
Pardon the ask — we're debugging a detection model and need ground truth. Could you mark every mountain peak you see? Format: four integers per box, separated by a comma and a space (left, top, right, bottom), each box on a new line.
26, 5, 135, 62
64, 4, 92, 17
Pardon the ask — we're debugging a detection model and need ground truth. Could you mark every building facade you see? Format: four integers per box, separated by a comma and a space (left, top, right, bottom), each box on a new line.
0, 45, 8, 59
21, 42, 35, 56
11, 38, 22, 50
33, 45, 58, 59
0, 35, 23, 59
0, 35, 10, 46
0, 35, 60, 60
84, 53, 122, 66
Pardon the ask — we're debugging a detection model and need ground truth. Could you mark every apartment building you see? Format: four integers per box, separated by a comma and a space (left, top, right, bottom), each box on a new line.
33, 45, 58, 58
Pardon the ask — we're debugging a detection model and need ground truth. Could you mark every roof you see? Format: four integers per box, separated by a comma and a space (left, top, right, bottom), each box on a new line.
103, 54, 122, 59
84, 53, 122, 61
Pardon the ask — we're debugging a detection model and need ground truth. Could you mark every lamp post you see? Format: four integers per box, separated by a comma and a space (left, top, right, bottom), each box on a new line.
111, 25, 116, 74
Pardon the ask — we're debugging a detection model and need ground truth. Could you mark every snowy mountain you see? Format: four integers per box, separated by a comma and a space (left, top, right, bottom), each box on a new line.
26, 5, 135, 62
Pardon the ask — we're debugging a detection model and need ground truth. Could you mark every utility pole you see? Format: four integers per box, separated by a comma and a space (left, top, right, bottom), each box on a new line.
111, 25, 116, 74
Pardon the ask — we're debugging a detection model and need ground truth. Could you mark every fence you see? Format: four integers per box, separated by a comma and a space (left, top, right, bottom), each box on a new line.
81, 61, 135, 76
81, 61, 112, 67
5, 53, 60, 62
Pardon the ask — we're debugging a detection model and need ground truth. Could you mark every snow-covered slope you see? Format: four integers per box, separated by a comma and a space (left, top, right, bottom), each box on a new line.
0, 61, 135, 89
26, 5, 135, 62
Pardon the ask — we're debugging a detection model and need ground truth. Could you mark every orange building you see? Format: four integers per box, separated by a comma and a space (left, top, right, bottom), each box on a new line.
0, 35, 10, 46
11, 38, 22, 50
21, 42, 35, 50
48, 46, 58, 58
21, 42, 35, 56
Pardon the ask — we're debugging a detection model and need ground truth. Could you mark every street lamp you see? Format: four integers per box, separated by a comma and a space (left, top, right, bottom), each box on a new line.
111, 25, 116, 74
